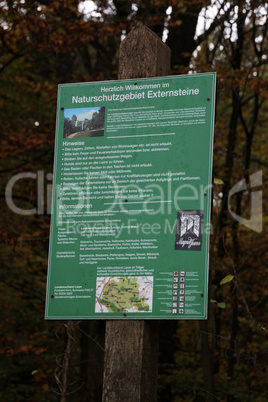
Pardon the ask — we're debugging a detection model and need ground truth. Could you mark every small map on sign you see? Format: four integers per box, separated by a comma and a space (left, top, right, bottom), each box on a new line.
95, 276, 153, 313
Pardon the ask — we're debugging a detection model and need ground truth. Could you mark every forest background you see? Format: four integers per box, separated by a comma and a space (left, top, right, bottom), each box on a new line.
0, 0, 267, 401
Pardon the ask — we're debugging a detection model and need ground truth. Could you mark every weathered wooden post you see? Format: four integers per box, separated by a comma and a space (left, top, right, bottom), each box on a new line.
102, 23, 171, 402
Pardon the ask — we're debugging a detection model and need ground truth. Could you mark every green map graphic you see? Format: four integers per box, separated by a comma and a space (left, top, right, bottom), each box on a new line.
95, 276, 153, 313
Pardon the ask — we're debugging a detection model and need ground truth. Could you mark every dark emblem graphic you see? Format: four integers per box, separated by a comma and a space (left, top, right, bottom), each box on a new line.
175, 210, 203, 251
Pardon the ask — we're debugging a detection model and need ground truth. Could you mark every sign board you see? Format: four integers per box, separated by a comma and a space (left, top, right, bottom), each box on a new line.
45, 73, 216, 319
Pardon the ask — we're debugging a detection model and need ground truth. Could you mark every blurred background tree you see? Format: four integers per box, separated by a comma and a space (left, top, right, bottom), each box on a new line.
0, 1, 267, 401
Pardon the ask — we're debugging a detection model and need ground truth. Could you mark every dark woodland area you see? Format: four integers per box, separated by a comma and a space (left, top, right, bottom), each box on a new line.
0, 1, 267, 401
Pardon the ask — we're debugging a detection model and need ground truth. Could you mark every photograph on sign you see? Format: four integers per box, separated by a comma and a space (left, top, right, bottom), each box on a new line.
45, 73, 216, 320
63, 107, 105, 139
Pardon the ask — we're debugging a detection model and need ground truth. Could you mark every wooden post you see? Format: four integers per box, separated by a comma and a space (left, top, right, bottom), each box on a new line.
118, 22, 171, 80
102, 23, 171, 402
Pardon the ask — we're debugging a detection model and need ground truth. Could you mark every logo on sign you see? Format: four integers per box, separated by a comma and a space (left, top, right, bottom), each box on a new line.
175, 210, 203, 251
180, 213, 200, 237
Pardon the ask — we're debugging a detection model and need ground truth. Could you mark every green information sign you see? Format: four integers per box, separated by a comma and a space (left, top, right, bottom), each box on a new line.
45, 73, 216, 320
